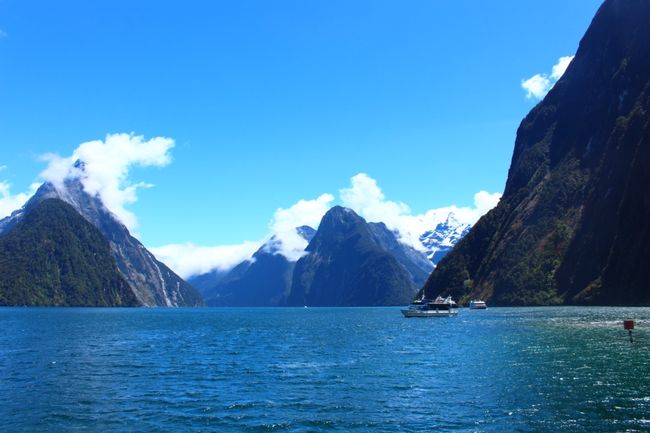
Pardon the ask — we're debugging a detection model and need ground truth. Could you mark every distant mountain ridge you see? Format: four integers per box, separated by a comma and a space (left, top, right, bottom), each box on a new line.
0, 165, 203, 307
193, 207, 438, 306
422, 0, 650, 306
198, 226, 316, 306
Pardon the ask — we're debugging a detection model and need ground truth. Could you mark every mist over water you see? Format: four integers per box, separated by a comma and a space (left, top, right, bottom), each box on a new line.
1, 307, 649, 432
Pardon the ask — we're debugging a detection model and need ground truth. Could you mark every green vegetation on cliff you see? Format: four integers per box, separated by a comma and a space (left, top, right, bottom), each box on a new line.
0, 199, 139, 306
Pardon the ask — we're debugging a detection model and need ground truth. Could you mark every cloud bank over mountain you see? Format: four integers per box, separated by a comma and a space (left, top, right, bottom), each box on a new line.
149, 241, 262, 279
40, 133, 174, 230
340, 173, 500, 251
0, 133, 174, 232
154, 173, 501, 279
269, 193, 335, 261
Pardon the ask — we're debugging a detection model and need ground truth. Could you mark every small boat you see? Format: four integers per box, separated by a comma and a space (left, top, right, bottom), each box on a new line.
469, 299, 487, 309
401, 295, 459, 318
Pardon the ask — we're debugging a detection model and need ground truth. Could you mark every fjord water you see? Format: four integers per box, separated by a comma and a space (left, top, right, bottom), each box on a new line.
1, 307, 649, 432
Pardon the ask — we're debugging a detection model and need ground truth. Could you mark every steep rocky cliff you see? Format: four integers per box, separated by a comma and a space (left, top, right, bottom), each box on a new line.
423, 0, 650, 305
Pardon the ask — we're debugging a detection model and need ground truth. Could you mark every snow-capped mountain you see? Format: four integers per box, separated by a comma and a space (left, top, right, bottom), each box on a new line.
419, 213, 471, 265
189, 206, 472, 308
0, 162, 203, 307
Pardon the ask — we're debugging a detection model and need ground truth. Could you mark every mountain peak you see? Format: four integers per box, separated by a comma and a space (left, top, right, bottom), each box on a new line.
320, 206, 363, 227
0, 176, 203, 307
296, 225, 317, 242
290, 205, 421, 307
325, 205, 357, 218
445, 212, 460, 226
72, 159, 87, 172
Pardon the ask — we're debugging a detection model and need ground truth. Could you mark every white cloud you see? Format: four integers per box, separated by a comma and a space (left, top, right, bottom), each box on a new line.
551, 56, 574, 80
151, 194, 335, 278
522, 55, 574, 100
340, 173, 501, 251
150, 241, 262, 279
153, 174, 500, 278
0, 165, 42, 218
268, 193, 335, 261
40, 133, 174, 230
340, 173, 410, 229
0, 181, 40, 218
521, 74, 552, 100
0, 30, 7, 39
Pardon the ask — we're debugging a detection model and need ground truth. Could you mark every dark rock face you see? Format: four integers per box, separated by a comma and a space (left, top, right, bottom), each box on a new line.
288, 207, 419, 306
202, 250, 295, 307
422, 0, 650, 306
0, 178, 203, 307
0, 199, 138, 307
189, 268, 230, 296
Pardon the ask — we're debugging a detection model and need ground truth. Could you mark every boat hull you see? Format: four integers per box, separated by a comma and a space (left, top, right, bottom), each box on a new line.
400, 309, 458, 318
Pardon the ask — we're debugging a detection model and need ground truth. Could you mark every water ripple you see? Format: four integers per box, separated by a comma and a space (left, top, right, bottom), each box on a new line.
1, 306, 650, 432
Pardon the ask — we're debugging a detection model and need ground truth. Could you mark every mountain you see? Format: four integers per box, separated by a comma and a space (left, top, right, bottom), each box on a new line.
0, 198, 139, 306
422, 0, 650, 306
368, 222, 433, 286
195, 226, 316, 306
288, 206, 422, 306
419, 213, 471, 264
192, 214, 458, 305
194, 208, 434, 307
188, 268, 229, 295
0, 169, 203, 307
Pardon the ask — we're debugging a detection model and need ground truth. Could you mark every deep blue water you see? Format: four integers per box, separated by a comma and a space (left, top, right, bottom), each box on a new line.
1, 307, 650, 432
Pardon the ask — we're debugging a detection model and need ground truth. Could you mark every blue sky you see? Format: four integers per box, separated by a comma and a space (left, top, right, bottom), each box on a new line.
0, 0, 603, 273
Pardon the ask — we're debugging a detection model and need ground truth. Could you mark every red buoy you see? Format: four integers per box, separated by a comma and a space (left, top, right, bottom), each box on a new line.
624, 320, 635, 343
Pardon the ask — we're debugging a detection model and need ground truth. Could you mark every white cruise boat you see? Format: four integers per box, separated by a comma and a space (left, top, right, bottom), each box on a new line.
401, 295, 459, 318
469, 299, 487, 309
